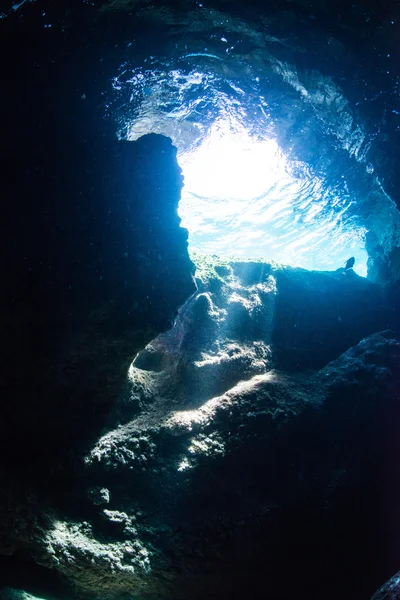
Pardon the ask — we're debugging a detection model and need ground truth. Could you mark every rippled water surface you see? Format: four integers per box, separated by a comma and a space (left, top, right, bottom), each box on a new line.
111, 62, 370, 272
103, 0, 400, 276
179, 117, 367, 271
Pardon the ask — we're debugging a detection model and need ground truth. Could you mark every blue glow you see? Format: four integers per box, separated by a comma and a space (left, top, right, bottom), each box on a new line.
178, 118, 368, 275
111, 66, 370, 275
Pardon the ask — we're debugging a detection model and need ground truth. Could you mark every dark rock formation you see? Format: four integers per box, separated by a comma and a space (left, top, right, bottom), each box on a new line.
1, 132, 195, 460
372, 571, 400, 600
0, 131, 195, 595
5, 256, 398, 600
366, 232, 400, 286
272, 265, 388, 370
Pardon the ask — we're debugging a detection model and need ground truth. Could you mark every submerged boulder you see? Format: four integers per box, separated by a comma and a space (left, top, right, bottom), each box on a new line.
8, 255, 399, 600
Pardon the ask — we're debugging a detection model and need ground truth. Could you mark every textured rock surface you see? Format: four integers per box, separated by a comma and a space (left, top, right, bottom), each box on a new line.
2, 591, 48, 600
5, 256, 399, 599
0, 132, 195, 596
372, 571, 400, 600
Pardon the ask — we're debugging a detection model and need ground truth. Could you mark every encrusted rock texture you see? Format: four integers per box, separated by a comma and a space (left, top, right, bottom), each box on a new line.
2, 250, 400, 600
0, 131, 195, 596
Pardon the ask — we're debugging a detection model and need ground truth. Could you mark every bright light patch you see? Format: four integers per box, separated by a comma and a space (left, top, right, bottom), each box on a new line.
181, 121, 286, 201
110, 64, 369, 275
2, 591, 47, 600
179, 119, 368, 275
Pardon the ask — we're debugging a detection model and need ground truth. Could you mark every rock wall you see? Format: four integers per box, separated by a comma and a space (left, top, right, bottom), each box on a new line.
1, 132, 195, 456
372, 571, 400, 600
4, 255, 399, 600
272, 265, 388, 369
0, 131, 195, 592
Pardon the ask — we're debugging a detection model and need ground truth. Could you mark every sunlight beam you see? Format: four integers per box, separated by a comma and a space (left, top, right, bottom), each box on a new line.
178, 118, 368, 275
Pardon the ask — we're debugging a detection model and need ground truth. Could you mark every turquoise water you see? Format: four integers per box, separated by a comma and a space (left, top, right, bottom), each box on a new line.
109, 45, 398, 277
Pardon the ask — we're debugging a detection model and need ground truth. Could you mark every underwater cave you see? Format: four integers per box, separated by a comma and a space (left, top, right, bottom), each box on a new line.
108, 14, 400, 279
1, 1, 400, 600
118, 67, 374, 274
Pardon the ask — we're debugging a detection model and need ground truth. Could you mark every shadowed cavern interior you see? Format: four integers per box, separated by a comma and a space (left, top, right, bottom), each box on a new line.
1, 1, 400, 600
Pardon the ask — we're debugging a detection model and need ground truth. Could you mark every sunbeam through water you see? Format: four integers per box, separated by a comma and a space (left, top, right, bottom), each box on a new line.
178, 118, 368, 274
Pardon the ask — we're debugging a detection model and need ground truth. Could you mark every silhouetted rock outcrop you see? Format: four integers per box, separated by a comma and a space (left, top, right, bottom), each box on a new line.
0, 132, 195, 595
1, 133, 195, 462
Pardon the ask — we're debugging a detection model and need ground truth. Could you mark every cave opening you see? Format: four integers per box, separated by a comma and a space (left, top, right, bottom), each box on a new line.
177, 117, 368, 275
111, 65, 382, 278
